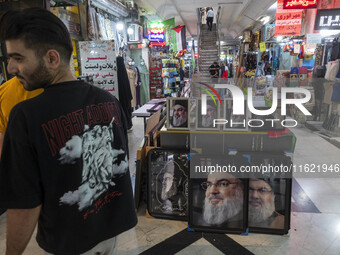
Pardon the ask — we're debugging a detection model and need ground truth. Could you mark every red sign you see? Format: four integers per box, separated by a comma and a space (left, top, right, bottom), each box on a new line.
149, 42, 165, 47
275, 0, 302, 36
283, 0, 317, 9
150, 28, 165, 34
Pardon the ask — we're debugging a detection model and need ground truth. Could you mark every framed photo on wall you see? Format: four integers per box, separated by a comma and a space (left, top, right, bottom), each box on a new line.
223, 99, 249, 131
196, 99, 220, 131
147, 149, 189, 220
247, 153, 292, 234
188, 155, 248, 233
167, 97, 190, 130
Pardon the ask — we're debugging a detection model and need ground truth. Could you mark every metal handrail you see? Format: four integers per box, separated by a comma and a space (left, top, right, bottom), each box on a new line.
197, 7, 201, 74
216, 6, 222, 62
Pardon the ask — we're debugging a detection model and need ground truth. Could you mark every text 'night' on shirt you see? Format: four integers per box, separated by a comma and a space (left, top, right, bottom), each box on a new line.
0, 80, 137, 254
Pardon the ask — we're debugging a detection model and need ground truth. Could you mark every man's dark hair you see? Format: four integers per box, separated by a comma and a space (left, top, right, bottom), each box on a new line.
213, 62, 218, 65
0, 8, 73, 64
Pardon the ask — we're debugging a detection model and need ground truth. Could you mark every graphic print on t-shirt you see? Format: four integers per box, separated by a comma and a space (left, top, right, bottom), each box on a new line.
58, 117, 128, 211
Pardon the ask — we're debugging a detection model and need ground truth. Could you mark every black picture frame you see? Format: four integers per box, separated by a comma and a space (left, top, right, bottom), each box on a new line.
147, 148, 189, 220
188, 155, 248, 234
245, 152, 292, 235
167, 97, 190, 130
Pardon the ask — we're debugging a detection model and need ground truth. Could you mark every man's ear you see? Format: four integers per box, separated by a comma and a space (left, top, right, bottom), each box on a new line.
45, 49, 61, 69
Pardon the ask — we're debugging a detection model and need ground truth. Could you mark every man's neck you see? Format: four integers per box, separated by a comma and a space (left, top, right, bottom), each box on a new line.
51, 68, 76, 84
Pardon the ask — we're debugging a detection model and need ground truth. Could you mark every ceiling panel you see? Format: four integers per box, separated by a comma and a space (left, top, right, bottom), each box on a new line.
135, 0, 277, 39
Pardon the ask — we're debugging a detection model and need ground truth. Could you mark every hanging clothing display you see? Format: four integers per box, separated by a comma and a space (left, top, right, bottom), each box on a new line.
138, 61, 150, 105
325, 61, 339, 81
116, 56, 133, 130
126, 65, 138, 108
87, 6, 98, 40
133, 65, 141, 107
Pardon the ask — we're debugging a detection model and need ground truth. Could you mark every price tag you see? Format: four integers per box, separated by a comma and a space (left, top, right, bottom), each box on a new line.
294, 44, 301, 54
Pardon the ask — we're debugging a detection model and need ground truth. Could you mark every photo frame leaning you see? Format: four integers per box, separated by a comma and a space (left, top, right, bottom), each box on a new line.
147, 149, 189, 220
247, 152, 292, 235
166, 97, 190, 130
196, 98, 220, 131
188, 155, 248, 234
223, 98, 249, 131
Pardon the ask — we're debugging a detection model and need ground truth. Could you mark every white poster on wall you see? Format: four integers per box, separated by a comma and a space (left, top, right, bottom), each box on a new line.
78, 40, 119, 99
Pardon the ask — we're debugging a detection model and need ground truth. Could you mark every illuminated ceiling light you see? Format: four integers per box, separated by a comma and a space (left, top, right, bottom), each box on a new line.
261, 16, 271, 25
320, 30, 339, 37
276, 36, 283, 42
238, 36, 243, 40
127, 27, 134, 35
116, 22, 124, 31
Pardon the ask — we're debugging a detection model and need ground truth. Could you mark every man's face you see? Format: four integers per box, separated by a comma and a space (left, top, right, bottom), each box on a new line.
6, 39, 53, 91
249, 180, 275, 223
204, 172, 241, 205
202, 104, 217, 127
202, 172, 243, 225
172, 104, 187, 127
161, 172, 177, 201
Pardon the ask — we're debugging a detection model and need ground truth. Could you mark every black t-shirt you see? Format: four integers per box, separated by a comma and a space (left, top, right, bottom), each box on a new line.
0, 81, 137, 254
209, 64, 220, 76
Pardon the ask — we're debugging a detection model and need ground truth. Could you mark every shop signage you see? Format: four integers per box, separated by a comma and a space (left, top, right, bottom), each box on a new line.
149, 33, 165, 41
307, 33, 322, 44
283, 0, 317, 9
149, 42, 166, 47
150, 22, 164, 29
149, 22, 165, 42
275, 0, 302, 36
314, 9, 340, 30
150, 28, 165, 34
260, 42, 266, 52
78, 41, 118, 99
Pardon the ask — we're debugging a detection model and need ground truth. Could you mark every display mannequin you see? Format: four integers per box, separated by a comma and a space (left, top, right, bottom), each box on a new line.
126, 58, 138, 108
138, 58, 150, 105
132, 59, 141, 107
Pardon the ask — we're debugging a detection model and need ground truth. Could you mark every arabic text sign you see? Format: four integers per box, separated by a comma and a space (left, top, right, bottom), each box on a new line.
314, 9, 340, 30
283, 0, 317, 9
78, 41, 118, 99
275, 0, 302, 36
307, 33, 322, 44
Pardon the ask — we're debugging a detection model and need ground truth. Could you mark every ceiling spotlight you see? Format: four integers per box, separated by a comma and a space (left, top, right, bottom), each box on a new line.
261, 16, 270, 25
127, 27, 134, 35
116, 22, 124, 31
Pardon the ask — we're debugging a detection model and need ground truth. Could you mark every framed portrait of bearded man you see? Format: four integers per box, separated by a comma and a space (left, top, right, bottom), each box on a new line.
188, 155, 248, 233
167, 98, 190, 130
147, 149, 189, 220
196, 99, 220, 131
247, 153, 292, 234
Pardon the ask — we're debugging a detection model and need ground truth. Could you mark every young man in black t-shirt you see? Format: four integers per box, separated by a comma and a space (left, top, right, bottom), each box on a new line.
0, 8, 137, 254
209, 62, 220, 78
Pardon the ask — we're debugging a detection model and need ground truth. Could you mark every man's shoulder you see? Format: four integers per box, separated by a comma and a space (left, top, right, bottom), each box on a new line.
0, 77, 20, 93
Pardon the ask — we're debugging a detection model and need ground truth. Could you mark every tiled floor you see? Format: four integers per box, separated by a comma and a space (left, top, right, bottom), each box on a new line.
1, 118, 340, 254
